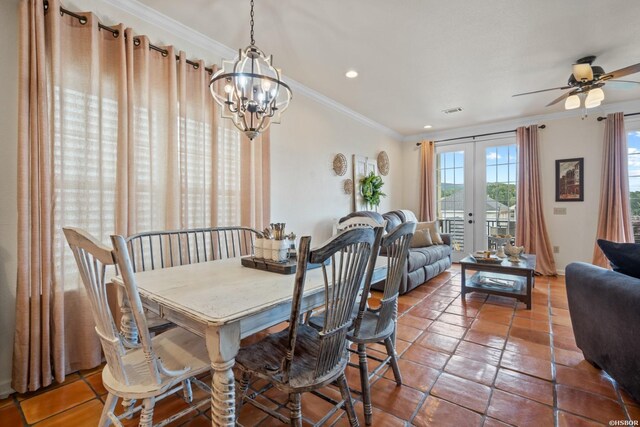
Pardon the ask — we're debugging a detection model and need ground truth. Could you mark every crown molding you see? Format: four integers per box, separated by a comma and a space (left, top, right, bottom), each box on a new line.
99, 0, 403, 141
405, 99, 640, 143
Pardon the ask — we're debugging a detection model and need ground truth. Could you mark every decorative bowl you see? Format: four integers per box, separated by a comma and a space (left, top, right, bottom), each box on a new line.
504, 242, 524, 257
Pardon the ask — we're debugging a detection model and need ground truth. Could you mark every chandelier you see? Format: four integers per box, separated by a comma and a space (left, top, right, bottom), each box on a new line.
209, 0, 292, 140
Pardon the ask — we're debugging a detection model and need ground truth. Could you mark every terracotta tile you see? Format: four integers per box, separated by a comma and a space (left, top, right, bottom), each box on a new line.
557, 411, 606, 427
554, 348, 586, 368
0, 396, 15, 410
415, 331, 460, 354
620, 388, 640, 407
237, 396, 269, 426
487, 390, 554, 427
508, 327, 551, 346
297, 389, 344, 425
369, 378, 424, 420
398, 295, 423, 307
408, 305, 442, 320
16, 373, 81, 401
514, 309, 550, 322
84, 373, 107, 396
35, 399, 104, 427
500, 350, 553, 381
555, 365, 618, 400
0, 404, 23, 426
627, 404, 640, 421
395, 323, 423, 342
413, 395, 483, 427
551, 314, 573, 327
430, 373, 491, 413
438, 313, 475, 327
464, 330, 506, 350
556, 384, 626, 424
470, 319, 510, 337
494, 368, 554, 405
505, 337, 552, 360
334, 401, 405, 427
382, 359, 439, 392
20, 379, 95, 424
402, 344, 450, 370
454, 341, 503, 366
445, 304, 480, 318
121, 393, 191, 427
554, 335, 581, 352
444, 355, 497, 386
178, 415, 213, 427
553, 323, 576, 338
79, 364, 104, 377
397, 314, 432, 330
428, 321, 468, 339
483, 417, 513, 427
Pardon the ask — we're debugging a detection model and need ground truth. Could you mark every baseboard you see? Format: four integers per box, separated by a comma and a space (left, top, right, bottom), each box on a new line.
556, 269, 565, 276
0, 378, 14, 399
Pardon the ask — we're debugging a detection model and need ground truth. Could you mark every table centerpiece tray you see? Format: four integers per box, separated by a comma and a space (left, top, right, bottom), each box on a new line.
241, 256, 328, 275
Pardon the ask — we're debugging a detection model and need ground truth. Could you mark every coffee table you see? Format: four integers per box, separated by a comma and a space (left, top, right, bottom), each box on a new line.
459, 254, 536, 309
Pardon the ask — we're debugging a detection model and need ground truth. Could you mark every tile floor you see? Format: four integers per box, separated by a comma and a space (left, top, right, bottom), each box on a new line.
1, 265, 639, 426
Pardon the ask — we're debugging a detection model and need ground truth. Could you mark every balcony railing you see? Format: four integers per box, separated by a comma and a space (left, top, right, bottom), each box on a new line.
439, 217, 516, 250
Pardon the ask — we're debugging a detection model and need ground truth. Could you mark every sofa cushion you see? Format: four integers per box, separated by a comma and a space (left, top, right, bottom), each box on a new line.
597, 239, 640, 279
407, 245, 452, 272
415, 221, 444, 245
410, 229, 433, 248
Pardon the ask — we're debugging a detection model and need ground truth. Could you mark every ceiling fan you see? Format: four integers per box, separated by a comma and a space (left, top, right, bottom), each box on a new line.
512, 55, 640, 110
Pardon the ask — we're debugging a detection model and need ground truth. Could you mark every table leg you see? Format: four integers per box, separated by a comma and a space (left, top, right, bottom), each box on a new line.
526, 273, 533, 310
205, 323, 241, 426
461, 265, 467, 299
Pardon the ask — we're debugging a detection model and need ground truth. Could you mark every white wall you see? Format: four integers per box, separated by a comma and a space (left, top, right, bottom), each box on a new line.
0, 0, 402, 395
402, 109, 640, 274
0, 0, 19, 398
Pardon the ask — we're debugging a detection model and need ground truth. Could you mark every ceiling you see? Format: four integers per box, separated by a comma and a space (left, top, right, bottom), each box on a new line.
135, 0, 640, 136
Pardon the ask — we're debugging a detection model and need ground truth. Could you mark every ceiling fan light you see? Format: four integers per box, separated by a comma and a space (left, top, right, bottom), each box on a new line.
589, 87, 605, 102
564, 95, 580, 110
572, 64, 593, 81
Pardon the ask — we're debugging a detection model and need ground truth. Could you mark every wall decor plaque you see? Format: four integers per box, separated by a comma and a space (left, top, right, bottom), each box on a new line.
332, 153, 348, 176
377, 151, 390, 176
343, 179, 353, 195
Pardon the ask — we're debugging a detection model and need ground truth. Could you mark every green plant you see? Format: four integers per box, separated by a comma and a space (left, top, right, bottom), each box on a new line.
360, 171, 386, 207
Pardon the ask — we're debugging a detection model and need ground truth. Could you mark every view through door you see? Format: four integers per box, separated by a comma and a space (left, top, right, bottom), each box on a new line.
436, 137, 518, 262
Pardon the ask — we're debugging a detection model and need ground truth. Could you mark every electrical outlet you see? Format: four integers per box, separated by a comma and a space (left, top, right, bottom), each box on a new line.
553, 207, 567, 215
553, 246, 560, 254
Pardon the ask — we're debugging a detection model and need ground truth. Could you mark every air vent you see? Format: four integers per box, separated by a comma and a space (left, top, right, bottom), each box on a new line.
442, 107, 463, 114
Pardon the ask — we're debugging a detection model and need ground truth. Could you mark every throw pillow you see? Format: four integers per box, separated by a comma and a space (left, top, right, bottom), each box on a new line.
410, 229, 433, 248
416, 221, 444, 245
597, 239, 640, 279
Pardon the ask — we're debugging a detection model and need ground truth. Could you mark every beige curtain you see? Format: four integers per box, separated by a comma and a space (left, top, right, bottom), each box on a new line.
14, 0, 270, 393
419, 141, 436, 221
515, 126, 556, 275
593, 112, 633, 267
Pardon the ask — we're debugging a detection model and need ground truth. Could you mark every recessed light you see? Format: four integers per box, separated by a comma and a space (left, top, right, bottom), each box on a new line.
345, 70, 358, 79
423, 125, 433, 129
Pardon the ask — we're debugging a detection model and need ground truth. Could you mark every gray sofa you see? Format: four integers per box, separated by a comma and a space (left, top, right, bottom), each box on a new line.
566, 262, 640, 402
339, 210, 452, 294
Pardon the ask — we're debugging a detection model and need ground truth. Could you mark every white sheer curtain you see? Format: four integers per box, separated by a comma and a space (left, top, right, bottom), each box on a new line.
15, 0, 269, 392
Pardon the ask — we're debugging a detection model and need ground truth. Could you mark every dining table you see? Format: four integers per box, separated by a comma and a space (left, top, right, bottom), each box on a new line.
112, 255, 389, 426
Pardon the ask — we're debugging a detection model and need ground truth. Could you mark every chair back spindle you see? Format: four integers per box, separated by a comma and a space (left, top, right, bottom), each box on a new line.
353, 222, 416, 337
125, 227, 262, 272
283, 226, 383, 383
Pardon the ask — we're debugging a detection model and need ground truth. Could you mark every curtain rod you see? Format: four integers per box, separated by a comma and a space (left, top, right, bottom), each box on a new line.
415, 124, 546, 146
597, 112, 640, 121
44, 1, 214, 74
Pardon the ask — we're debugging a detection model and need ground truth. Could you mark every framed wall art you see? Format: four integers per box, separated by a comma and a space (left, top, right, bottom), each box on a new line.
555, 158, 584, 202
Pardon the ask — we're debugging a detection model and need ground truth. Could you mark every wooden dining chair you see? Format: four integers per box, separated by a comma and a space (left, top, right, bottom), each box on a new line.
336, 216, 387, 233
63, 228, 211, 427
347, 221, 416, 425
234, 226, 384, 427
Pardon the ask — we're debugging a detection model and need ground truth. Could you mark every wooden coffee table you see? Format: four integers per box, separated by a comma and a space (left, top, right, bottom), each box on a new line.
459, 254, 536, 309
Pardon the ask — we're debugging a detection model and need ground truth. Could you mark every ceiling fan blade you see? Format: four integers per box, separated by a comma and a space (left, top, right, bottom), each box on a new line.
606, 80, 640, 89
546, 89, 579, 107
512, 86, 571, 97
601, 63, 640, 80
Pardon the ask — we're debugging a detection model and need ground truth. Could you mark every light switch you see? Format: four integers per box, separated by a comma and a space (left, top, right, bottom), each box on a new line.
553, 207, 567, 215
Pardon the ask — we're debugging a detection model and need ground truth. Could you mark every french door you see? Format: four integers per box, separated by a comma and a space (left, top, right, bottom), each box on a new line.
435, 136, 518, 262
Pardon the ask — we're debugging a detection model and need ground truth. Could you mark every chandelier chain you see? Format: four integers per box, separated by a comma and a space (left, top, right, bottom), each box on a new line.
249, 0, 255, 46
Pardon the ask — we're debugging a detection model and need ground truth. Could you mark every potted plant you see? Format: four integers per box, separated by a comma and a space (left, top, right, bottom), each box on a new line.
360, 171, 386, 211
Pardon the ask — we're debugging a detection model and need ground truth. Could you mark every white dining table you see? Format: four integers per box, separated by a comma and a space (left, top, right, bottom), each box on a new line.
112, 255, 388, 426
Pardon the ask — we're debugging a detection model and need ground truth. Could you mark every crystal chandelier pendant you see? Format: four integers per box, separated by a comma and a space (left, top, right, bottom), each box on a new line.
209, 0, 292, 140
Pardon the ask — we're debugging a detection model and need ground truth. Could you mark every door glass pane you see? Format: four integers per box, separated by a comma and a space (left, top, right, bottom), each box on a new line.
486, 144, 517, 248
437, 151, 464, 251
628, 130, 640, 241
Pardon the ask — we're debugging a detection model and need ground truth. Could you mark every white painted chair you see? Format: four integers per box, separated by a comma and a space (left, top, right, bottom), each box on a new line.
63, 228, 211, 427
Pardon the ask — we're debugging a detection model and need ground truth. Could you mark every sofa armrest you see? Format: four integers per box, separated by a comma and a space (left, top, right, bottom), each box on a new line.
440, 233, 452, 247
565, 262, 640, 400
